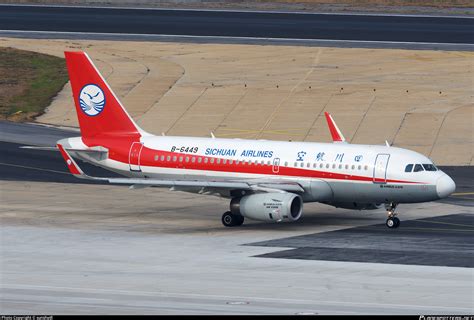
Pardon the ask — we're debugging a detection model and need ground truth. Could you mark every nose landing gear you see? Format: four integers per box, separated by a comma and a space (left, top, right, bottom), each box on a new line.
385, 202, 400, 228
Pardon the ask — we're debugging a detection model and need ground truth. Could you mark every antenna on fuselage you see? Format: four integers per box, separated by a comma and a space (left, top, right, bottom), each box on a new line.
385, 140, 390, 147
211, 132, 216, 139
162, 132, 166, 136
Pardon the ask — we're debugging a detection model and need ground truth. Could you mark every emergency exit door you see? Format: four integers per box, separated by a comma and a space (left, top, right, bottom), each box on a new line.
272, 158, 280, 174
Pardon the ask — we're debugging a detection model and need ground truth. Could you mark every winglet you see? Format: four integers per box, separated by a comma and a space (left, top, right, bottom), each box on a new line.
57, 143, 86, 178
324, 112, 346, 143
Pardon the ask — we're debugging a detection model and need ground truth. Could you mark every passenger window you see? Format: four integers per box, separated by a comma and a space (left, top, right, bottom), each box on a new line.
414, 164, 424, 172
160, 155, 165, 161
198, 157, 202, 163
179, 156, 183, 162
223, 159, 227, 164
300, 162, 304, 168
217, 159, 220, 164
204, 158, 208, 164
332, 164, 336, 169
422, 164, 437, 171
319, 163, 323, 169
172, 156, 177, 162
358, 165, 361, 170
364, 165, 368, 170
185, 157, 189, 162
405, 164, 413, 172
191, 157, 196, 163
313, 163, 317, 168
351, 165, 355, 170
229, 159, 233, 164
339, 164, 342, 169
210, 158, 215, 164
326, 163, 330, 169
284, 161, 288, 166
167, 156, 171, 161
154, 155, 158, 161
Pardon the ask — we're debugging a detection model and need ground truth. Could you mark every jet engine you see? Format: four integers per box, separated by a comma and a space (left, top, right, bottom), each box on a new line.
230, 193, 303, 222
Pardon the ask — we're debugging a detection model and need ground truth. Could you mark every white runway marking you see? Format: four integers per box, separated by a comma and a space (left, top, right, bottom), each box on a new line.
1, 30, 473, 48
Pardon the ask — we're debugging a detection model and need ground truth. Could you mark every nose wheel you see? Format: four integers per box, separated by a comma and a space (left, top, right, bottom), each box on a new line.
386, 216, 400, 228
222, 211, 244, 227
385, 202, 400, 229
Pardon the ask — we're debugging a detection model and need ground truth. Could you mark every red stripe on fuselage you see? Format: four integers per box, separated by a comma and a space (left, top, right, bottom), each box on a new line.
94, 142, 420, 184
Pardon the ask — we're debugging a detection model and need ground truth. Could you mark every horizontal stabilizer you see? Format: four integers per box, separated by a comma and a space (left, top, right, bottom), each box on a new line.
21, 145, 107, 154
20, 146, 57, 151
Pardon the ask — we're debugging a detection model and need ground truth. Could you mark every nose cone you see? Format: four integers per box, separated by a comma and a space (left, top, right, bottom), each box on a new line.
436, 174, 456, 199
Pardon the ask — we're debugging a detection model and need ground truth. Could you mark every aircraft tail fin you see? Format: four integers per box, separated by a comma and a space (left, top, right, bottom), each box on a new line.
64, 51, 143, 143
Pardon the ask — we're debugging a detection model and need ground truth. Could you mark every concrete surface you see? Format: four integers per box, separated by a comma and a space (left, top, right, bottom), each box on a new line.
0, 180, 473, 314
0, 38, 472, 166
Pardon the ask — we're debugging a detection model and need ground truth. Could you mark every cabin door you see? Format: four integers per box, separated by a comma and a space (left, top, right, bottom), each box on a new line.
129, 142, 144, 172
373, 153, 390, 184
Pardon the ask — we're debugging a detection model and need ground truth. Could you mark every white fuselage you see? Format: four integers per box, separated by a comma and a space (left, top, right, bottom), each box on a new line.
64, 134, 456, 208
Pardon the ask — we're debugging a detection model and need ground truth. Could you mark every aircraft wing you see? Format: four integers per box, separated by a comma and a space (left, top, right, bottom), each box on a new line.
57, 144, 304, 196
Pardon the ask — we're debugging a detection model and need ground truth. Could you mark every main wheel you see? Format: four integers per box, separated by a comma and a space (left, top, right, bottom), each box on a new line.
386, 218, 396, 229
234, 214, 245, 226
222, 211, 244, 227
393, 217, 400, 228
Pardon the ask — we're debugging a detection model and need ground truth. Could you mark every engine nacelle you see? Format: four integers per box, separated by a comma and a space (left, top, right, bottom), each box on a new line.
325, 202, 383, 210
231, 193, 303, 222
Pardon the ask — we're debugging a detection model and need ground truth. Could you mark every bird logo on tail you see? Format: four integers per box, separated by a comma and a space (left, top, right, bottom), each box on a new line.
79, 84, 106, 116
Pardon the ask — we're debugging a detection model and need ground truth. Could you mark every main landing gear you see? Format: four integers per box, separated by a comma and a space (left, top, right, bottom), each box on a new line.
222, 211, 245, 227
385, 202, 400, 229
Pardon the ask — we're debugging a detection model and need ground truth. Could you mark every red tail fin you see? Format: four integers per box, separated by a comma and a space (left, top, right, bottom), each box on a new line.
64, 51, 141, 143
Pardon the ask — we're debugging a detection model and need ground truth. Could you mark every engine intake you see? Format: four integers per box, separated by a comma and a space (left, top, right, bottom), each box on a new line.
231, 193, 303, 222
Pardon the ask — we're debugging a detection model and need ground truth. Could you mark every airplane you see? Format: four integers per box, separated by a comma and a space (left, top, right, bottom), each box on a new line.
54, 51, 456, 229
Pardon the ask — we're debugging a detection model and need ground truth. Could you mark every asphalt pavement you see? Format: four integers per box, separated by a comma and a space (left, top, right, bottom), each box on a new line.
0, 5, 472, 44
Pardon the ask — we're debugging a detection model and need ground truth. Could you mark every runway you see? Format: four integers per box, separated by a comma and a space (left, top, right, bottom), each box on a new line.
0, 4, 473, 47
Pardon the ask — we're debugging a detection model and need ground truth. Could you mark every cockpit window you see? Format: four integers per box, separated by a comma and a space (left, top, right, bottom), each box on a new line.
405, 164, 413, 172
422, 164, 438, 171
414, 164, 424, 172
